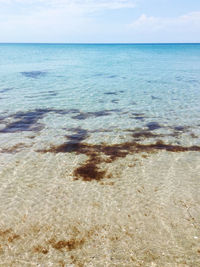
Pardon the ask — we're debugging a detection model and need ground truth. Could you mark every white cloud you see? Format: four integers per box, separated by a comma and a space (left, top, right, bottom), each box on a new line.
1, 1, 200, 42
129, 12, 200, 33
0, 0, 136, 42
127, 12, 200, 42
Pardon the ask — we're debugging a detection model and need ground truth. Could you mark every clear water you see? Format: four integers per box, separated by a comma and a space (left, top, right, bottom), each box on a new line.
0, 44, 200, 266
0, 43, 200, 147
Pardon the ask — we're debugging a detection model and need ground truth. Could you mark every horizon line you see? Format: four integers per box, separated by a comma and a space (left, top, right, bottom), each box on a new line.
0, 42, 200, 45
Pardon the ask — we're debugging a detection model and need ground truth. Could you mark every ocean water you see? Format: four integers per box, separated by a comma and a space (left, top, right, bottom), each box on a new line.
0, 44, 200, 266
0, 43, 200, 150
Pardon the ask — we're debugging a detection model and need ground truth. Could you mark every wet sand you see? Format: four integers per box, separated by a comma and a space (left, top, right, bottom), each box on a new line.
0, 150, 200, 266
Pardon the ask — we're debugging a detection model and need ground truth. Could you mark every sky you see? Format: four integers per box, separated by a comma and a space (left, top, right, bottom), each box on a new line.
0, 0, 200, 43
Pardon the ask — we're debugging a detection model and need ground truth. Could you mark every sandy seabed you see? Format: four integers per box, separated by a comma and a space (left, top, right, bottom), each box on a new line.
0, 150, 200, 267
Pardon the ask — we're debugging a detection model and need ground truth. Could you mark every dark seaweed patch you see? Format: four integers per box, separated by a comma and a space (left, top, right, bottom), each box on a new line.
132, 130, 160, 139
108, 75, 118, 79
49, 92, 58, 96
130, 101, 137, 105
174, 126, 187, 132
0, 109, 48, 133
38, 141, 83, 154
66, 128, 89, 144
71, 113, 90, 120
137, 141, 200, 152
0, 116, 6, 124
146, 122, 162, 131
21, 71, 47, 79
37, 127, 89, 154
0, 88, 13, 93
151, 96, 161, 100
38, 137, 200, 181
128, 128, 183, 140
24, 91, 58, 99
175, 76, 183, 81
73, 146, 107, 181
190, 133, 198, 138
132, 113, 144, 116
74, 160, 105, 181
0, 108, 81, 133
111, 99, 119, 104
67, 109, 81, 114
12, 108, 71, 120
130, 113, 146, 120
186, 79, 199, 84
104, 92, 118, 95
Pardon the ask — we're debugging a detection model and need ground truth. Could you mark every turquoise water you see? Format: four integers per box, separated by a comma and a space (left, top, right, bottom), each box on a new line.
0, 44, 200, 148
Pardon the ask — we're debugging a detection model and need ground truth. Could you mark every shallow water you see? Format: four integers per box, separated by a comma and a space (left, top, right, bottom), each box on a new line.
0, 44, 200, 146
0, 44, 200, 266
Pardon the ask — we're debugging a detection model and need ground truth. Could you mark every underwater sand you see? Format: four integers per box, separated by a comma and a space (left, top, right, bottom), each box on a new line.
0, 148, 200, 267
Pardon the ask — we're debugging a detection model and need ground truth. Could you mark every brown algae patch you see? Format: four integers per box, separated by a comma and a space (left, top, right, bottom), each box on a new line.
131, 130, 162, 139
33, 245, 48, 254
74, 162, 105, 181
48, 237, 85, 251
74, 153, 106, 181
190, 133, 198, 138
0, 228, 20, 244
38, 139, 200, 182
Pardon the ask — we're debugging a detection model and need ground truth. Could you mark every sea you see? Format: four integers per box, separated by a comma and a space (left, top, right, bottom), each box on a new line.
0, 43, 200, 266
0, 44, 200, 149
